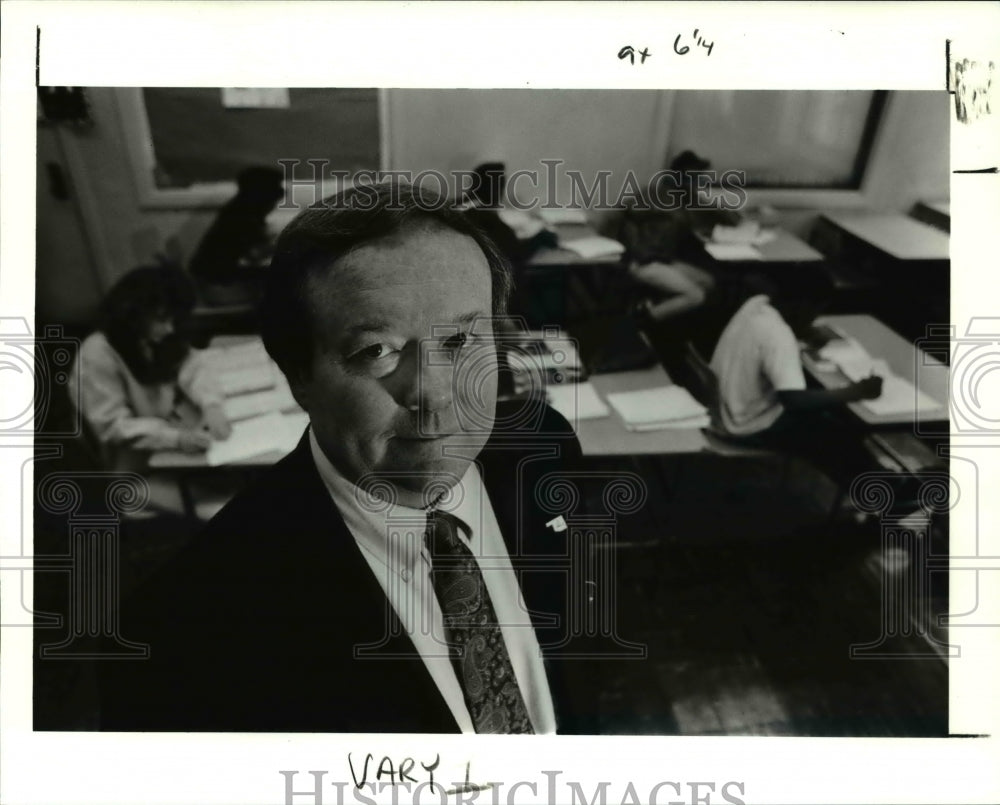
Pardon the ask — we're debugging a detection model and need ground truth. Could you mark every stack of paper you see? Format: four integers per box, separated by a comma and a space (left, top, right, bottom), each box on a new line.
202, 339, 270, 372
816, 336, 945, 417
704, 242, 762, 261
818, 334, 868, 364
223, 377, 300, 421
711, 221, 762, 244
223, 389, 282, 421
605, 385, 710, 431
219, 364, 277, 396
546, 382, 610, 424
204, 410, 309, 467
560, 236, 626, 260
497, 208, 545, 239
205, 412, 287, 466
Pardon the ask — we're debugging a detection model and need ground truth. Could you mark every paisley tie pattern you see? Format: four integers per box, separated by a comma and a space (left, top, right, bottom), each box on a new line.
425, 509, 534, 734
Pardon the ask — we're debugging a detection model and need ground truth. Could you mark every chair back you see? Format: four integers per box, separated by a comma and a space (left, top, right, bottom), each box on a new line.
682, 340, 729, 432
682, 341, 719, 405
682, 340, 786, 459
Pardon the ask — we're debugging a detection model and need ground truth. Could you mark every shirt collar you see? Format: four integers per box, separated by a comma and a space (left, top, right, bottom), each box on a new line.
308, 428, 481, 579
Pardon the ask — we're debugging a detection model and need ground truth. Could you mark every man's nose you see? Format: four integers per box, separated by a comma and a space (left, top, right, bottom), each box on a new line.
397, 346, 454, 414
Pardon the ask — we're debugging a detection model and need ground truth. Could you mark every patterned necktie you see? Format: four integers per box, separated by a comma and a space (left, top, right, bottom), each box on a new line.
424, 509, 534, 734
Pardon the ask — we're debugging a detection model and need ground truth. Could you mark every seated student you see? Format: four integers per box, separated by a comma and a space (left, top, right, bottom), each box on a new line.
709, 274, 883, 487
188, 165, 285, 306
459, 161, 555, 261
619, 150, 735, 325
459, 162, 557, 326
710, 274, 881, 438
70, 265, 232, 481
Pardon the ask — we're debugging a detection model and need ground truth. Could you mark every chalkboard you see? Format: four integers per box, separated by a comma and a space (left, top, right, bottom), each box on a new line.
142, 88, 380, 188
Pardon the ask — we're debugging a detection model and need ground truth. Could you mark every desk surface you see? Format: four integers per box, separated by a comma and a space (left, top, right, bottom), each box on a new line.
577, 367, 709, 455
801, 314, 949, 427
822, 212, 950, 261
151, 367, 709, 470
701, 228, 824, 264
528, 223, 625, 267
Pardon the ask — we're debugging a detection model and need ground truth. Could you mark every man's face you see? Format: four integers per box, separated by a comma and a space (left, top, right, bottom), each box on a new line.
294, 222, 498, 508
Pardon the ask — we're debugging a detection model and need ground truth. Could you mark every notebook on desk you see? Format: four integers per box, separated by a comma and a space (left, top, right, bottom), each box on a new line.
545, 382, 610, 425
559, 235, 626, 260
204, 410, 308, 466
606, 385, 710, 432
219, 365, 277, 396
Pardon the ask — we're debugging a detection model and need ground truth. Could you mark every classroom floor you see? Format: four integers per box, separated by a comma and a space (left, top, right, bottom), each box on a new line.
562, 452, 949, 736
33, 450, 948, 736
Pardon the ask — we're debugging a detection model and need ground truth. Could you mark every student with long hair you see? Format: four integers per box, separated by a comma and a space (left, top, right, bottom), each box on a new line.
70, 265, 231, 475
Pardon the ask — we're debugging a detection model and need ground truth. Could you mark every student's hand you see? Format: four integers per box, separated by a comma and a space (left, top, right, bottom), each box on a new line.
202, 404, 232, 440
851, 375, 883, 400
178, 428, 212, 453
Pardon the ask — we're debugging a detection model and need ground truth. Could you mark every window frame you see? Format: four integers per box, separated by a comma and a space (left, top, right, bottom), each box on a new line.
115, 87, 391, 210
705, 90, 909, 211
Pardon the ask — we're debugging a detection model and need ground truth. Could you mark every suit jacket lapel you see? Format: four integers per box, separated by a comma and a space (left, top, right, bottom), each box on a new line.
277, 434, 460, 732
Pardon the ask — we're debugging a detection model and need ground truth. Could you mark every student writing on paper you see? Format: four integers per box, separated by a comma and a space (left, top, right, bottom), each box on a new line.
710, 274, 882, 485
69, 265, 232, 477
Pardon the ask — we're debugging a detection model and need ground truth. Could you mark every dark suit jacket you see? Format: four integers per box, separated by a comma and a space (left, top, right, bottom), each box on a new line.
100, 401, 585, 732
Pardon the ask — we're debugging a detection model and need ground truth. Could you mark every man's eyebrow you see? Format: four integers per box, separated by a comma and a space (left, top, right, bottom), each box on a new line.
456, 311, 489, 326
342, 320, 391, 338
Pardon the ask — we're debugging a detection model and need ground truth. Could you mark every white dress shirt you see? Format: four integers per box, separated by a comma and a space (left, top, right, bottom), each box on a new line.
308, 429, 556, 733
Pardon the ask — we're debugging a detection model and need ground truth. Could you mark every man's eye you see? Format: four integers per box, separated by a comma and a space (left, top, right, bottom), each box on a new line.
346, 343, 400, 376
356, 343, 388, 360
443, 332, 472, 351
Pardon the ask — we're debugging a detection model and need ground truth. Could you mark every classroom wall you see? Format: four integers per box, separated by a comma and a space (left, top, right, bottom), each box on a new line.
36, 88, 216, 326
36, 88, 950, 326
860, 90, 951, 212
387, 89, 674, 223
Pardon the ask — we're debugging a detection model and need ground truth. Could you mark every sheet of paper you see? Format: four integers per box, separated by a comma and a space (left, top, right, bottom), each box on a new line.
711, 221, 761, 244
860, 375, 945, 417
219, 365, 277, 396
223, 389, 282, 421
839, 356, 892, 383
539, 207, 588, 225
704, 242, 762, 261
817, 335, 869, 364
497, 208, 545, 239
606, 385, 708, 427
546, 382, 610, 423
626, 414, 711, 432
205, 412, 287, 466
203, 340, 270, 372
561, 235, 626, 259
221, 378, 299, 421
